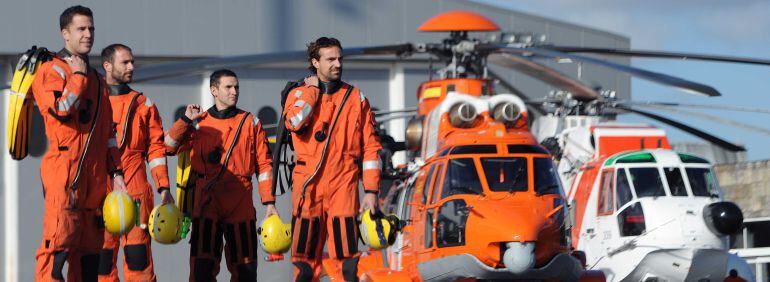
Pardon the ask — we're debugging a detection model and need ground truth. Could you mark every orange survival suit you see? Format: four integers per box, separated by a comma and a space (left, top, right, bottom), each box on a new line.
283, 81, 382, 281
31, 49, 123, 281
97, 84, 169, 281
165, 106, 274, 281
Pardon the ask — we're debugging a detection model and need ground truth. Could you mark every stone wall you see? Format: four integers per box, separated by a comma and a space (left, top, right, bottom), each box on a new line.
716, 160, 770, 218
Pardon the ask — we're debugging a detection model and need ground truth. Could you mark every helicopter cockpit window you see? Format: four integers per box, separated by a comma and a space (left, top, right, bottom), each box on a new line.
663, 167, 688, 196
430, 164, 445, 204
686, 168, 719, 197
450, 145, 497, 155
436, 199, 469, 248
441, 158, 483, 198
482, 157, 528, 192
534, 158, 562, 195
629, 167, 666, 198
402, 180, 417, 224
615, 169, 633, 209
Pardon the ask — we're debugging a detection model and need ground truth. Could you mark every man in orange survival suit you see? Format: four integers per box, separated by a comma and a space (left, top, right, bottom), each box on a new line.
97, 44, 175, 281
164, 69, 280, 281
283, 37, 382, 282
31, 5, 127, 281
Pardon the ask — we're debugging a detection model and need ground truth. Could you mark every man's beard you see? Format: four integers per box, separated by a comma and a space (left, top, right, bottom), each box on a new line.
114, 71, 132, 84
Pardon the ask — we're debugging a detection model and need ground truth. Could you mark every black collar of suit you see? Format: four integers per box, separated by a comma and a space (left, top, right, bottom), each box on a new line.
207, 106, 242, 119
108, 84, 132, 96
318, 79, 342, 94
57, 48, 90, 67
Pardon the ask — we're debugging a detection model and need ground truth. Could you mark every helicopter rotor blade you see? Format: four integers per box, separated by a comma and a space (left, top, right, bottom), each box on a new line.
614, 104, 745, 152
133, 44, 415, 83
623, 101, 770, 115
625, 104, 770, 137
480, 44, 721, 97
548, 46, 770, 66
486, 68, 546, 115
487, 52, 600, 101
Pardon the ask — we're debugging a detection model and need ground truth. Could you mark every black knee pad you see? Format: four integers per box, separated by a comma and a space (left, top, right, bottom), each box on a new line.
342, 257, 360, 282
51, 251, 68, 280
292, 261, 314, 282
98, 249, 114, 275
124, 244, 149, 271
194, 258, 216, 282
236, 261, 258, 282
81, 253, 100, 282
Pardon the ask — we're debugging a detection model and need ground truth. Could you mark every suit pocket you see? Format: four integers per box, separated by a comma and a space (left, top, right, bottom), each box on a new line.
53, 210, 82, 250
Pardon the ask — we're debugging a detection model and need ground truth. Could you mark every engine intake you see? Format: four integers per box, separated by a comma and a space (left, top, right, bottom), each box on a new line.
492, 102, 521, 127
448, 102, 478, 128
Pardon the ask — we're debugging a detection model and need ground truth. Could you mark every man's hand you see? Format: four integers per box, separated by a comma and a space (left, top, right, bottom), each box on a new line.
304, 75, 319, 88
265, 204, 279, 218
185, 104, 203, 120
66, 55, 87, 74
360, 193, 378, 214
113, 175, 127, 193
160, 189, 175, 204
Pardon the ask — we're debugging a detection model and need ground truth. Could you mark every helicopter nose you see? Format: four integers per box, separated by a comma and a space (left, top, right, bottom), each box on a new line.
702, 201, 743, 236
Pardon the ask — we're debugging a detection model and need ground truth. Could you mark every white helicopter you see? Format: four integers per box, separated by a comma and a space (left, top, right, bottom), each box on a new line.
528, 91, 758, 281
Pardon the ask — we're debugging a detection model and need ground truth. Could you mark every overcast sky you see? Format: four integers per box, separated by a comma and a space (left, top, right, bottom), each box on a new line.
474, 0, 770, 161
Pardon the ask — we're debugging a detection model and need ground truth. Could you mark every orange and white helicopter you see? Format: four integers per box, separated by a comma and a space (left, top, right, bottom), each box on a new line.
528, 87, 768, 281
328, 12, 602, 281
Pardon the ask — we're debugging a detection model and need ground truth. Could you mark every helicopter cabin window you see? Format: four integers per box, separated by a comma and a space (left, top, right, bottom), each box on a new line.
482, 157, 528, 192
441, 158, 483, 199
618, 202, 646, 237
425, 209, 434, 248
423, 165, 437, 204
629, 167, 666, 198
598, 170, 614, 215
507, 144, 550, 154
402, 178, 419, 225
663, 167, 688, 197
436, 199, 469, 248
615, 169, 633, 209
686, 168, 719, 197
534, 158, 562, 195
430, 164, 446, 204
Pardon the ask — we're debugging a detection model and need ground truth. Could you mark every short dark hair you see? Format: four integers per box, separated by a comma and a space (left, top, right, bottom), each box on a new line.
101, 44, 132, 64
60, 5, 93, 30
210, 69, 238, 88
306, 37, 342, 73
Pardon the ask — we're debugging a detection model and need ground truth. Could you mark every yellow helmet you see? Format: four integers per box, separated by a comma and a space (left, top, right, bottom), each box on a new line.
102, 191, 136, 235
359, 209, 400, 250
149, 203, 184, 244
257, 215, 292, 254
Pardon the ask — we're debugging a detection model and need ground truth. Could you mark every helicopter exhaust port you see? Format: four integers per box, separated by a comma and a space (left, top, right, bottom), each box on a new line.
502, 242, 535, 274
492, 102, 521, 127
448, 102, 478, 128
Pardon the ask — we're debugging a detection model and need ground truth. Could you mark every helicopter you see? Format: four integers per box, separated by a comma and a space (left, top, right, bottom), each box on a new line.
54, 8, 770, 282
522, 87, 767, 281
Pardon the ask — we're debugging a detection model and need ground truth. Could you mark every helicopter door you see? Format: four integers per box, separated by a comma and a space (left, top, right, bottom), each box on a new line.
593, 169, 616, 257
